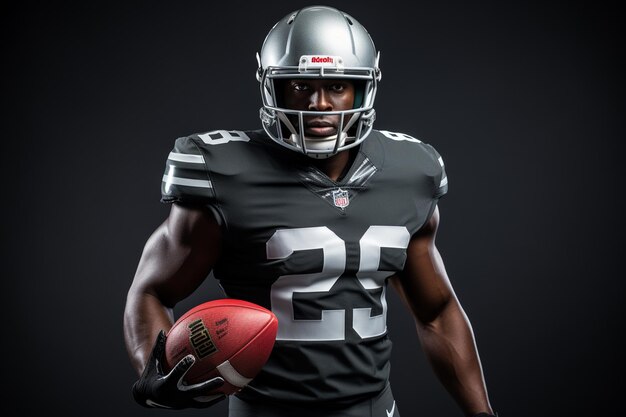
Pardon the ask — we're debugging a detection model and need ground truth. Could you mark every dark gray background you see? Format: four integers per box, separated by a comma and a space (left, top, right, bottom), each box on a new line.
3, 1, 623, 416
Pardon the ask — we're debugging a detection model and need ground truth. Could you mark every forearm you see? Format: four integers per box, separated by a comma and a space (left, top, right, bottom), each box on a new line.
416, 300, 493, 416
124, 206, 221, 375
123, 289, 175, 375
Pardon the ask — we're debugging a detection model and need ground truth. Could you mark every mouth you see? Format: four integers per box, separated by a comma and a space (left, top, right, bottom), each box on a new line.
305, 119, 337, 137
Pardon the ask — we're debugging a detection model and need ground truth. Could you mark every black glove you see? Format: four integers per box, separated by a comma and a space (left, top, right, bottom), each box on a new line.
132, 330, 226, 409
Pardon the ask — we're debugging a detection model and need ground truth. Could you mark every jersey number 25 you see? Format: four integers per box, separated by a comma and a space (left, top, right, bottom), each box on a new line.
267, 226, 410, 341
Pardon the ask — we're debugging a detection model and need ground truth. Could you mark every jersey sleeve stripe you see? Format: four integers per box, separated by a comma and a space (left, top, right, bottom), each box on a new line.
162, 174, 212, 189
436, 156, 448, 188
161, 136, 215, 203
167, 152, 205, 164
164, 161, 211, 181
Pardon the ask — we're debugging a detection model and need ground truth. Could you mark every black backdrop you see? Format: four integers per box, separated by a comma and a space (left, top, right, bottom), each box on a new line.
3, 1, 623, 416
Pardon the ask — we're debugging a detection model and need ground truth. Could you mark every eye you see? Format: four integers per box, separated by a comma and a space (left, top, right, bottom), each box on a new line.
330, 83, 346, 92
291, 82, 309, 92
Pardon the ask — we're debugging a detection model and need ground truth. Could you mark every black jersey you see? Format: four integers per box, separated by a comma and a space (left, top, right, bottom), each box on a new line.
160, 129, 448, 406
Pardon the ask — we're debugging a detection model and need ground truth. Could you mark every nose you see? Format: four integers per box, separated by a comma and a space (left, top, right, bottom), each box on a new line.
308, 88, 332, 111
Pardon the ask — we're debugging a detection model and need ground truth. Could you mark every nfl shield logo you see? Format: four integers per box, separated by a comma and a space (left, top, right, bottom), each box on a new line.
332, 188, 350, 208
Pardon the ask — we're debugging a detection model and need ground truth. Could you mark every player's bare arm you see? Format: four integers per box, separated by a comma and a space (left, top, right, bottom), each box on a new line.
124, 203, 222, 374
390, 205, 494, 416
124, 203, 226, 409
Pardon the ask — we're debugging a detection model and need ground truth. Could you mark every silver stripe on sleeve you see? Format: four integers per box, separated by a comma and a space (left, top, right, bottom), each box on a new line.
168, 152, 205, 164
162, 174, 212, 189
437, 156, 447, 187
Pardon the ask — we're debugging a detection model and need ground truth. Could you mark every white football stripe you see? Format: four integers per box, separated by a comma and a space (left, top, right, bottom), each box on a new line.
440, 176, 448, 187
168, 152, 205, 163
216, 360, 253, 388
162, 175, 212, 188
438, 156, 444, 166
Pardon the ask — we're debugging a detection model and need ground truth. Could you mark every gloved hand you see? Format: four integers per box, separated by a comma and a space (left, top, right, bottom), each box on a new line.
131, 330, 226, 409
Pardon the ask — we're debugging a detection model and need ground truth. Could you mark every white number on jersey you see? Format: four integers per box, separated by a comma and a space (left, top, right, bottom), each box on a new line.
379, 130, 422, 143
198, 130, 250, 145
267, 226, 410, 341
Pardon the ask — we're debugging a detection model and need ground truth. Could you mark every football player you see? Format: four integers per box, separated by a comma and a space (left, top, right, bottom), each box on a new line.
124, 5, 497, 417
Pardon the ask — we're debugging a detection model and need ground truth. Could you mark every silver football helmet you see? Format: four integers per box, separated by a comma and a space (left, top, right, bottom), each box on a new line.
257, 6, 382, 159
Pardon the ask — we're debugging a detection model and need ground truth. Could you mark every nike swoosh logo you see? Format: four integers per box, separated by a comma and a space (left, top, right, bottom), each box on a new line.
386, 400, 396, 417
145, 399, 173, 409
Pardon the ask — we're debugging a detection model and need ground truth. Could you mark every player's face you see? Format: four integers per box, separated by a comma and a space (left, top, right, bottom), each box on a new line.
283, 79, 355, 137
